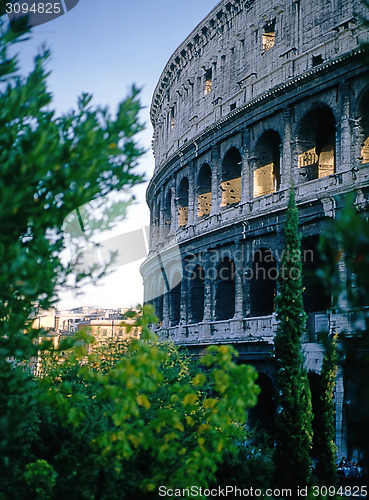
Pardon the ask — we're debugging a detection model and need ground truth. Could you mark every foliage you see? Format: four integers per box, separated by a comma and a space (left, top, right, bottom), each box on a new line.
274, 188, 313, 489
0, 10, 144, 483
1, 305, 261, 499
314, 333, 338, 485
214, 433, 275, 492
23, 459, 57, 500
319, 196, 369, 466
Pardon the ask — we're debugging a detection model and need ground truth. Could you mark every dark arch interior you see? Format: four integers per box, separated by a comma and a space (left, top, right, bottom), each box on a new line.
169, 272, 181, 326
253, 130, 281, 197
221, 147, 242, 207
156, 276, 164, 323
249, 248, 276, 317
178, 177, 189, 227
197, 163, 212, 218
297, 106, 336, 181
215, 257, 235, 320
302, 235, 331, 313
359, 89, 369, 164
189, 265, 205, 323
248, 372, 275, 435
164, 190, 172, 236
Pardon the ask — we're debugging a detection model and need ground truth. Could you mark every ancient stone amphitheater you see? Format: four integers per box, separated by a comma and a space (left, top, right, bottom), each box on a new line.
141, 0, 369, 457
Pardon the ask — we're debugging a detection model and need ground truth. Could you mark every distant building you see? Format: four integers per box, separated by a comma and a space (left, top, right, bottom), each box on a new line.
29, 306, 140, 373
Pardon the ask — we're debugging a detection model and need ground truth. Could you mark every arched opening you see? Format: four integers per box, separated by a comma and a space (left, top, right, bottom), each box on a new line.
302, 236, 331, 313
178, 178, 189, 227
164, 190, 172, 236
297, 106, 336, 181
215, 257, 235, 320
189, 265, 205, 323
220, 147, 242, 207
249, 248, 277, 317
156, 275, 165, 323
197, 163, 212, 218
169, 272, 181, 326
248, 372, 275, 435
359, 89, 369, 164
253, 130, 281, 198
144, 274, 154, 306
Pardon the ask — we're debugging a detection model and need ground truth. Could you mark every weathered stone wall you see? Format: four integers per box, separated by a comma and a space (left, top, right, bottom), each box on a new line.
142, 0, 369, 461
150, 0, 367, 171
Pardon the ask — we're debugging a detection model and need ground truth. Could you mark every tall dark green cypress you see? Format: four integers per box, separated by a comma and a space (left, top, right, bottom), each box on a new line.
274, 188, 313, 489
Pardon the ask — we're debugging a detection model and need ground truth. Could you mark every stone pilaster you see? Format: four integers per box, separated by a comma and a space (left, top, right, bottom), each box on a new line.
282, 107, 293, 189
211, 145, 221, 214
234, 241, 244, 318
339, 83, 351, 173
203, 252, 213, 322
188, 161, 196, 226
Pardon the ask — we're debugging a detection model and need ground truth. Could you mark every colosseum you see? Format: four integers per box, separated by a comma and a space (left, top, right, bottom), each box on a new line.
141, 0, 369, 458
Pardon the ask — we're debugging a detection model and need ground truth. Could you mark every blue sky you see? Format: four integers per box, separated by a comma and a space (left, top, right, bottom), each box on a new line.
15, 0, 218, 309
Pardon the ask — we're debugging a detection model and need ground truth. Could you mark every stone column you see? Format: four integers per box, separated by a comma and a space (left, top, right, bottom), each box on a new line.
170, 183, 176, 234
336, 250, 348, 312
243, 240, 252, 317
211, 144, 221, 214
282, 107, 293, 189
180, 273, 188, 324
162, 287, 170, 327
339, 83, 351, 173
234, 241, 244, 318
334, 365, 347, 459
158, 189, 165, 243
241, 148, 250, 203
203, 252, 213, 322
188, 161, 196, 226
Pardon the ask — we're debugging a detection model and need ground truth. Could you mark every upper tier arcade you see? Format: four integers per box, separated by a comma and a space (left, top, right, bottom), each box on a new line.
150, 0, 366, 170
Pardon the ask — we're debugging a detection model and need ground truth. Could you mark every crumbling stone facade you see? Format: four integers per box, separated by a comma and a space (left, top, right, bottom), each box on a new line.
141, 0, 369, 459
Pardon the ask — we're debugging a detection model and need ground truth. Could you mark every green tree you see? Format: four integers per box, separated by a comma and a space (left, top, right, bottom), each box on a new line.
0, 11, 144, 472
314, 333, 338, 485
274, 188, 313, 489
4, 306, 260, 499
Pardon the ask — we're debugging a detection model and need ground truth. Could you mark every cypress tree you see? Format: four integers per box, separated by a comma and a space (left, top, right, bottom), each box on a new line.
274, 188, 313, 489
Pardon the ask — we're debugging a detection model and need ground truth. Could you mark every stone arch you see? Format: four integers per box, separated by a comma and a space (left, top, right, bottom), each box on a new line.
197, 163, 212, 218
220, 147, 242, 207
302, 235, 331, 313
169, 271, 182, 326
189, 264, 205, 323
248, 371, 275, 435
296, 104, 336, 181
156, 273, 165, 323
249, 248, 277, 317
215, 257, 236, 320
164, 189, 172, 236
253, 130, 281, 198
358, 87, 369, 164
177, 177, 189, 227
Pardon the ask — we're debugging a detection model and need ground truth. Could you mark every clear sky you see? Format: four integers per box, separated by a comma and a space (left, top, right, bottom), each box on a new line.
15, 0, 219, 310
